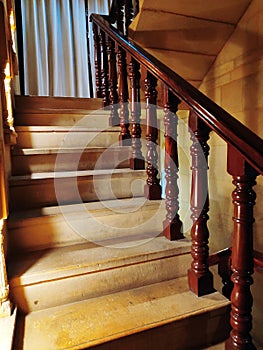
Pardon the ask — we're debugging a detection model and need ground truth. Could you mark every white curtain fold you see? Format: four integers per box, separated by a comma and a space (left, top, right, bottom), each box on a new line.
21, 0, 91, 97
87, 0, 110, 95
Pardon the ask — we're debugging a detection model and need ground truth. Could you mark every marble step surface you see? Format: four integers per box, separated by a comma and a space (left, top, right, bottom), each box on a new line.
12, 276, 230, 350
9, 168, 146, 210
14, 125, 122, 149
7, 198, 167, 252
14, 96, 103, 113
11, 146, 130, 175
8, 236, 192, 313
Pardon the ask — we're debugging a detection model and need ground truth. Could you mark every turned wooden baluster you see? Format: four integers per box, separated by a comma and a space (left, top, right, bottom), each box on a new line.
0, 3, 9, 132
163, 89, 184, 240
98, 29, 109, 107
226, 145, 258, 350
124, 0, 134, 36
116, 0, 125, 34
107, 37, 119, 126
144, 71, 161, 200
128, 57, 144, 169
117, 47, 131, 145
188, 110, 214, 296
92, 23, 102, 98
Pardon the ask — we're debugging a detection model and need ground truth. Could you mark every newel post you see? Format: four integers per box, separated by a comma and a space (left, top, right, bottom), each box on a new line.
226, 145, 257, 350
188, 110, 214, 296
162, 89, 184, 240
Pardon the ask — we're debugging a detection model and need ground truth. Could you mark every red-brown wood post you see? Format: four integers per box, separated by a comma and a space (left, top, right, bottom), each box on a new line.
144, 71, 161, 200
128, 57, 144, 170
226, 145, 257, 350
117, 46, 131, 145
107, 37, 119, 126
162, 88, 184, 240
124, 0, 134, 36
92, 23, 102, 98
116, 0, 125, 34
188, 110, 214, 296
218, 251, 233, 300
98, 29, 109, 107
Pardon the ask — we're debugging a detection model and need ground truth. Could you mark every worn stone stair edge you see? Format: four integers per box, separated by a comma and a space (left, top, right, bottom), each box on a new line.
18, 277, 230, 350
8, 237, 192, 286
8, 198, 164, 223
9, 168, 146, 183
11, 146, 131, 156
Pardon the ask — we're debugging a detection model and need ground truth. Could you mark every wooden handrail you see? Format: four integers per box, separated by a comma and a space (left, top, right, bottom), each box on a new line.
209, 247, 263, 274
91, 12, 262, 348
90, 13, 263, 175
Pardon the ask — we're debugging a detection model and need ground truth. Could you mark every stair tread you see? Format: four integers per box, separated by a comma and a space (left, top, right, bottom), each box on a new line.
9, 168, 145, 182
8, 237, 191, 286
15, 125, 120, 132
12, 146, 130, 155
8, 197, 163, 222
15, 109, 109, 115
17, 276, 229, 350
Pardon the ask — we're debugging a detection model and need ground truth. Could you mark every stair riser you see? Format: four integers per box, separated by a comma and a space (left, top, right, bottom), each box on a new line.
11, 149, 130, 175
8, 206, 166, 252
9, 253, 192, 313
16, 130, 120, 148
14, 96, 103, 111
9, 172, 146, 210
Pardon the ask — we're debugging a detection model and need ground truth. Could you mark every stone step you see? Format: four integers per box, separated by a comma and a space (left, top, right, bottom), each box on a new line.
9, 168, 146, 210
7, 198, 166, 252
12, 276, 230, 350
14, 95, 103, 112
15, 110, 112, 128
15, 126, 122, 149
8, 237, 192, 314
11, 146, 130, 175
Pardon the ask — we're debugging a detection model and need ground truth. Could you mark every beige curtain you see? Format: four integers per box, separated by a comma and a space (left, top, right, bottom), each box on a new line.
21, 0, 90, 97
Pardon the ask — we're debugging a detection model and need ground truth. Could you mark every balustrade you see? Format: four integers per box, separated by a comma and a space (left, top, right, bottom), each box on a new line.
83, 12, 263, 349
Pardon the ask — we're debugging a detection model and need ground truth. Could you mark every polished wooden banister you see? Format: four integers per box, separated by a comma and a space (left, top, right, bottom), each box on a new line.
90, 13, 263, 175
209, 247, 263, 275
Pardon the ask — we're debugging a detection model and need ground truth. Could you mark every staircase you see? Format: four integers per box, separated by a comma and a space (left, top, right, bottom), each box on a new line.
7, 96, 230, 349
129, 0, 252, 87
